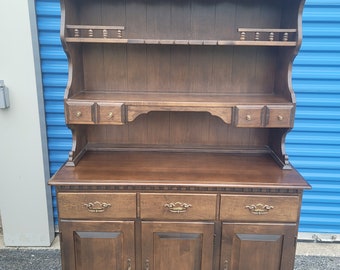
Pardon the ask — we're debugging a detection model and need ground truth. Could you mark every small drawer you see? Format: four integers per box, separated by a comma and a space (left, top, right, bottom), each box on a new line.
97, 102, 125, 124
140, 193, 217, 220
220, 195, 300, 222
66, 101, 95, 124
266, 105, 294, 127
234, 105, 265, 127
58, 193, 136, 219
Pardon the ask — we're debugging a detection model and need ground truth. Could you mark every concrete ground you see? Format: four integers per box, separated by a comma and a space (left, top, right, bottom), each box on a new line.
0, 233, 340, 269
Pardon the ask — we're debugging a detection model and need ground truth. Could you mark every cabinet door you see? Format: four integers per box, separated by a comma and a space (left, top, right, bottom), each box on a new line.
142, 222, 215, 270
221, 223, 297, 270
60, 220, 135, 270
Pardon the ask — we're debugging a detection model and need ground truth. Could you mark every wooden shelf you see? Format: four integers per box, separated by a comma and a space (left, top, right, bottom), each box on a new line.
69, 91, 291, 105
66, 91, 294, 126
50, 150, 310, 190
65, 25, 297, 46
64, 37, 297, 47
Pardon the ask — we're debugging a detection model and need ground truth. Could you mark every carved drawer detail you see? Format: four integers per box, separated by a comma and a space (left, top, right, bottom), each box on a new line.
140, 193, 217, 220
266, 105, 294, 127
220, 195, 300, 222
234, 105, 265, 127
66, 101, 95, 124
58, 193, 136, 219
97, 102, 125, 124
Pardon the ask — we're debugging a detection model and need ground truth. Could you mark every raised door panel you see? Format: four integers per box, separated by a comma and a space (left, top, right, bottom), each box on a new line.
221, 223, 297, 270
60, 220, 135, 270
142, 222, 215, 270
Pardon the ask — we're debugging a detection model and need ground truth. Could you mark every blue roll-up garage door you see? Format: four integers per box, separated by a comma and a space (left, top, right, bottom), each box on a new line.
35, 0, 71, 224
287, 0, 340, 239
36, 0, 340, 237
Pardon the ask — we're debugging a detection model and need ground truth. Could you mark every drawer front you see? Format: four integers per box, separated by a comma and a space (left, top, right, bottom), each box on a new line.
66, 101, 95, 124
58, 193, 136, 219
234, 105, 265, 127
97, 102, 125, 124
220, 195, 300, 222
266, 105, 294, 127
140, 193, 217, 220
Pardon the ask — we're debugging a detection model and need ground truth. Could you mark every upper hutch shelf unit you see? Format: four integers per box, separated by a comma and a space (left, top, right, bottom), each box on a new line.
60, 0, 304, 169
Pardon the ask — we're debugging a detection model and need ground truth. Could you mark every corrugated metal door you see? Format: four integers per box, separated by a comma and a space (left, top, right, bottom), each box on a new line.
287, 0, 340, 238
36, 0, 340, 235
36, 0, 71, 224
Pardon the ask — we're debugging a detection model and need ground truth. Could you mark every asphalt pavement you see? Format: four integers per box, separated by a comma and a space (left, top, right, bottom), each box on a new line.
1, 248, 340, 270
0, 235, 339, 269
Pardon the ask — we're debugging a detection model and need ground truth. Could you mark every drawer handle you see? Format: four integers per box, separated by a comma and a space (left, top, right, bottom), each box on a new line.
127, 258, 132, 270
83, 201, 111, 213
277, 115, 284, 121
75, 111, 82, 118
144, 259, 150, 270
245, 114, 252, 121
245, 203, 274, 215
224, 259, 229, 270
107, 112, 114, 119
164, 202, 192, 213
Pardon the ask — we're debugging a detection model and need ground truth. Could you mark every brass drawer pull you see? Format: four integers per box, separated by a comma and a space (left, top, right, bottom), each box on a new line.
83, 201, 111, 213
245, 203, 274, 215
164, 202, 192, 213
76, 111, 82, 118
224, 260, 229, 270
277, 115, 284, 121
145, 259, 150, 270
245, 114, 252, 121
107, 112, 113, 119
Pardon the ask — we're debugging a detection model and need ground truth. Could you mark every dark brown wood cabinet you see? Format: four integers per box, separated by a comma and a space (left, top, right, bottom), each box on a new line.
221, 223, 297, 270
59, 220, 135, 270
50, 0, 311, 269
142, 222, 215, 270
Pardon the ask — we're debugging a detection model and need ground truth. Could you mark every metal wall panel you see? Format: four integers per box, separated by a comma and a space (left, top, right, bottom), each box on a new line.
36, 0, 340, 235
36, 0, 71, 224
287, 0, 340, 236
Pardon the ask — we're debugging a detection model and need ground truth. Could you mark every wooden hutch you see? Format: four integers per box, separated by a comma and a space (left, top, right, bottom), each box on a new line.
50, 0, 311, 269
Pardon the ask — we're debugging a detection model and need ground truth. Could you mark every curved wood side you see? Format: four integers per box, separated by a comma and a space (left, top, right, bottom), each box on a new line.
66, 125, 87, 166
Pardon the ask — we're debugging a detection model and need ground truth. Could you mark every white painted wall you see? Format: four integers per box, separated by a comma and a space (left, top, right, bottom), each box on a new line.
0, 0, 54, 246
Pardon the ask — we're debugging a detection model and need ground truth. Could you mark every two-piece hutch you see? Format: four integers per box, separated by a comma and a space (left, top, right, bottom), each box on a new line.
50, 0, 311, 269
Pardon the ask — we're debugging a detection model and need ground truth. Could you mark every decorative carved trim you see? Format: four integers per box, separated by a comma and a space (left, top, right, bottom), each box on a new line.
127, 105, 232, 124
56, 185, 300, 194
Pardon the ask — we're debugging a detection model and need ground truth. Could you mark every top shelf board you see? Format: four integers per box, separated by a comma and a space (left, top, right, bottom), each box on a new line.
65, 25, 297, 47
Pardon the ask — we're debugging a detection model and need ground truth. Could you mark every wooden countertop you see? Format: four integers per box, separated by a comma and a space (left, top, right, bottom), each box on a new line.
50, 150, 311, 190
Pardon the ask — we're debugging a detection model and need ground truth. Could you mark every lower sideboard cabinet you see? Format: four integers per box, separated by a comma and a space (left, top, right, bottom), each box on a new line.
221, 223, 297, 270
141, 221, 216, 270
55, 190, 303, 270
59, 220, 136, 270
